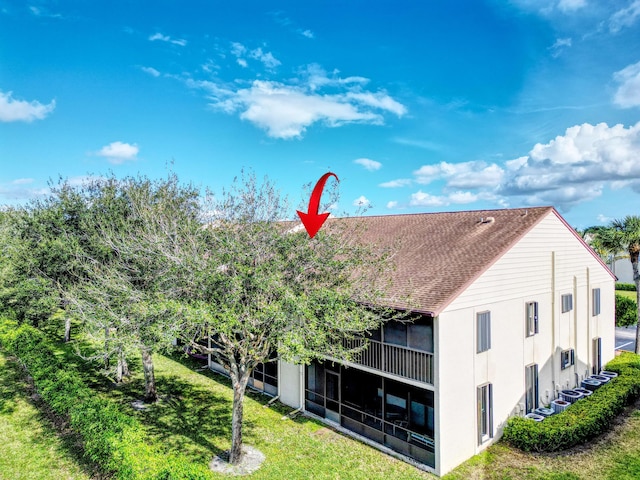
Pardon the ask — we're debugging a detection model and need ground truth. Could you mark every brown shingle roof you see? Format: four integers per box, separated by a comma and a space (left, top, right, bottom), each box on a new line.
326, 206, 555, 316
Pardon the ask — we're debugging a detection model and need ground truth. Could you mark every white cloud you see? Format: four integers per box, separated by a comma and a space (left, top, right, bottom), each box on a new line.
0, 178, 48, 201
230, 43, 280, 69
353, 195, 370, 207
249, 48, 281, 69
413, 161, 504, 189
409, 191, 448, 207
149, 32, 187, 46
141, 66, 160, 77
0, 90, 55, 122
354, 158, 382, 171
11, 178, 33, 185
386, 200, 398, 209
500, 122, 640, 207
549, 37, 572, 58
300, 29, 314, 38
97, 141, 139, 164
597, 214, 612, 223
189, 76, 406, 139
613, 61, 640, 108
557, 0, 586, 12
610, 0, 640, 33
390, 121, 640, 212
379, 179, 412, 188
29, 5, 63, 18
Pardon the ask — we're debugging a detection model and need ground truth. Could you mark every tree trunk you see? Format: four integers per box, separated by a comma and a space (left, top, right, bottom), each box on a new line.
141, 347, 157, 402
632, 251, 640, 355
115, 349, 129, 383
104, 326, 110, 369
64, 316, 71, 343
229, 373, 250, 465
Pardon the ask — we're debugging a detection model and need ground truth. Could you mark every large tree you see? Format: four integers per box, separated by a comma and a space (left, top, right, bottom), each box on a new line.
174, 173, 398, 465
65, 173, 200, 399
608, 216, 640, 354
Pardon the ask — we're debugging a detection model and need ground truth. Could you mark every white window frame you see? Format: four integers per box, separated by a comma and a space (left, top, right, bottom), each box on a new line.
526, 301, 538, 337
525, 364, 538, 413
477, 383, 493, 444
477, 311, 491, 353
561, 349, 575, 370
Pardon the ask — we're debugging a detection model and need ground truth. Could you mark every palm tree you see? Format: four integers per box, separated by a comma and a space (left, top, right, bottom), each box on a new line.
606, 216, 640, 354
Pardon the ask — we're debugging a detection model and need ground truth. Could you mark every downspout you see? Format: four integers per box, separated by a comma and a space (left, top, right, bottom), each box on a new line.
586, 268, 591, 377
551, 251, 557, 396
573, 275, 579, 387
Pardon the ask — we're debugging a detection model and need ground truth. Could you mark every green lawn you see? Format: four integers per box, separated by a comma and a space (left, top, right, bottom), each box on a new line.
616, 290, 637, 301
0, 351, 94, 480
7, 333, 640, 479
98, 353, 434, 480
444, 403, 640, 480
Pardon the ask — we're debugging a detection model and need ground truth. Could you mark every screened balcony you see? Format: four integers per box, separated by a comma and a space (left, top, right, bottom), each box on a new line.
343, 316, 434, 385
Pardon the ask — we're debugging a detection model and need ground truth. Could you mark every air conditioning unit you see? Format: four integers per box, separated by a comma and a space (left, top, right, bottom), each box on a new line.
551, 398, 570, 413
574, 387, 592, 398
600, 370, 618, 379
533, 407, 555, 417
560, 389, 583, 404
525, 413, 545, 422
581, 378, 601, 391
590, 374, 611, 384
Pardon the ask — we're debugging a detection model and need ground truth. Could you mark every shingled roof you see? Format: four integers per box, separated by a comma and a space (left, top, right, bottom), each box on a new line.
327, 206, 556, 316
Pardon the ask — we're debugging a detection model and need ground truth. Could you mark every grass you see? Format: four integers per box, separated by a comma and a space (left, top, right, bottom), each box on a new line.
7, 326, 640, 479
44, 331, 434, 480
0, 351, 95, 480
616, 290, 637, 301
444, 400, 640, 480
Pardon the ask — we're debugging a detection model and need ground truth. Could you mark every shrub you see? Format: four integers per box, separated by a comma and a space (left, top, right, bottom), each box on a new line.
617, 282, 638, 291
616, 293, 638, 327
503, 353, 640, 452
0, 320, 214, 480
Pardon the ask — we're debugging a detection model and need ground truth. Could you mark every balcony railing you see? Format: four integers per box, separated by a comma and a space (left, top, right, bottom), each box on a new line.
344, 338, 434, 385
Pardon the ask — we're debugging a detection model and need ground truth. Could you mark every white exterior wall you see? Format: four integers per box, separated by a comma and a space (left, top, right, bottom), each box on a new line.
279, 360, 303, 409
436, 211, 615, 476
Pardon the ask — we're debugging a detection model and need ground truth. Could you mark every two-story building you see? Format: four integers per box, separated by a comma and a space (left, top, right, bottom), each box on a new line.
207, 206, 616, 476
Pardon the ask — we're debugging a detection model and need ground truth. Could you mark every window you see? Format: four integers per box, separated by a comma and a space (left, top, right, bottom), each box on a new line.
384, 322, 407, 346
525, 364, 538, 413
592, 288, 601, 316
477, 311, 491, 353
561, 294, 573, 313
561, 349, 575, 369
593, 337, 602, 374
477, 383, 493, 444
407, 322, 434, 353
526, 301, 538, 337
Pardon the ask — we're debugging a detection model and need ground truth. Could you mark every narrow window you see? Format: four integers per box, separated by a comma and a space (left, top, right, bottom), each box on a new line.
477, 311, 491, 353
592, 288, 601, 316
526, 301, 538, 337
477, 383, 493, 444
592, 337, 602, 374
561, 349, 575, 370
561, 294, 573, 313
525, 364, 538, 413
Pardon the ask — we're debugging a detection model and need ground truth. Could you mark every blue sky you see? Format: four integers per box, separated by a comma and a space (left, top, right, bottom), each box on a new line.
1, 0, 639, 228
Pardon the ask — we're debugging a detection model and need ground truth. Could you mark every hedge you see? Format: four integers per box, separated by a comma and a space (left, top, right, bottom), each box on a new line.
616, 293, 638, 327
616, 283, 638, 292
0, 319, 212, 480
503, 352, 640, 452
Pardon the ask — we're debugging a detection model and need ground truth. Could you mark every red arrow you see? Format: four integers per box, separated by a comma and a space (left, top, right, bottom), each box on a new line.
297, 172, 339, 238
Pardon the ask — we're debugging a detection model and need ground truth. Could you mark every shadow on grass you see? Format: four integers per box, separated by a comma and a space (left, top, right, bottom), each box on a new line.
0, 350, 103, 479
